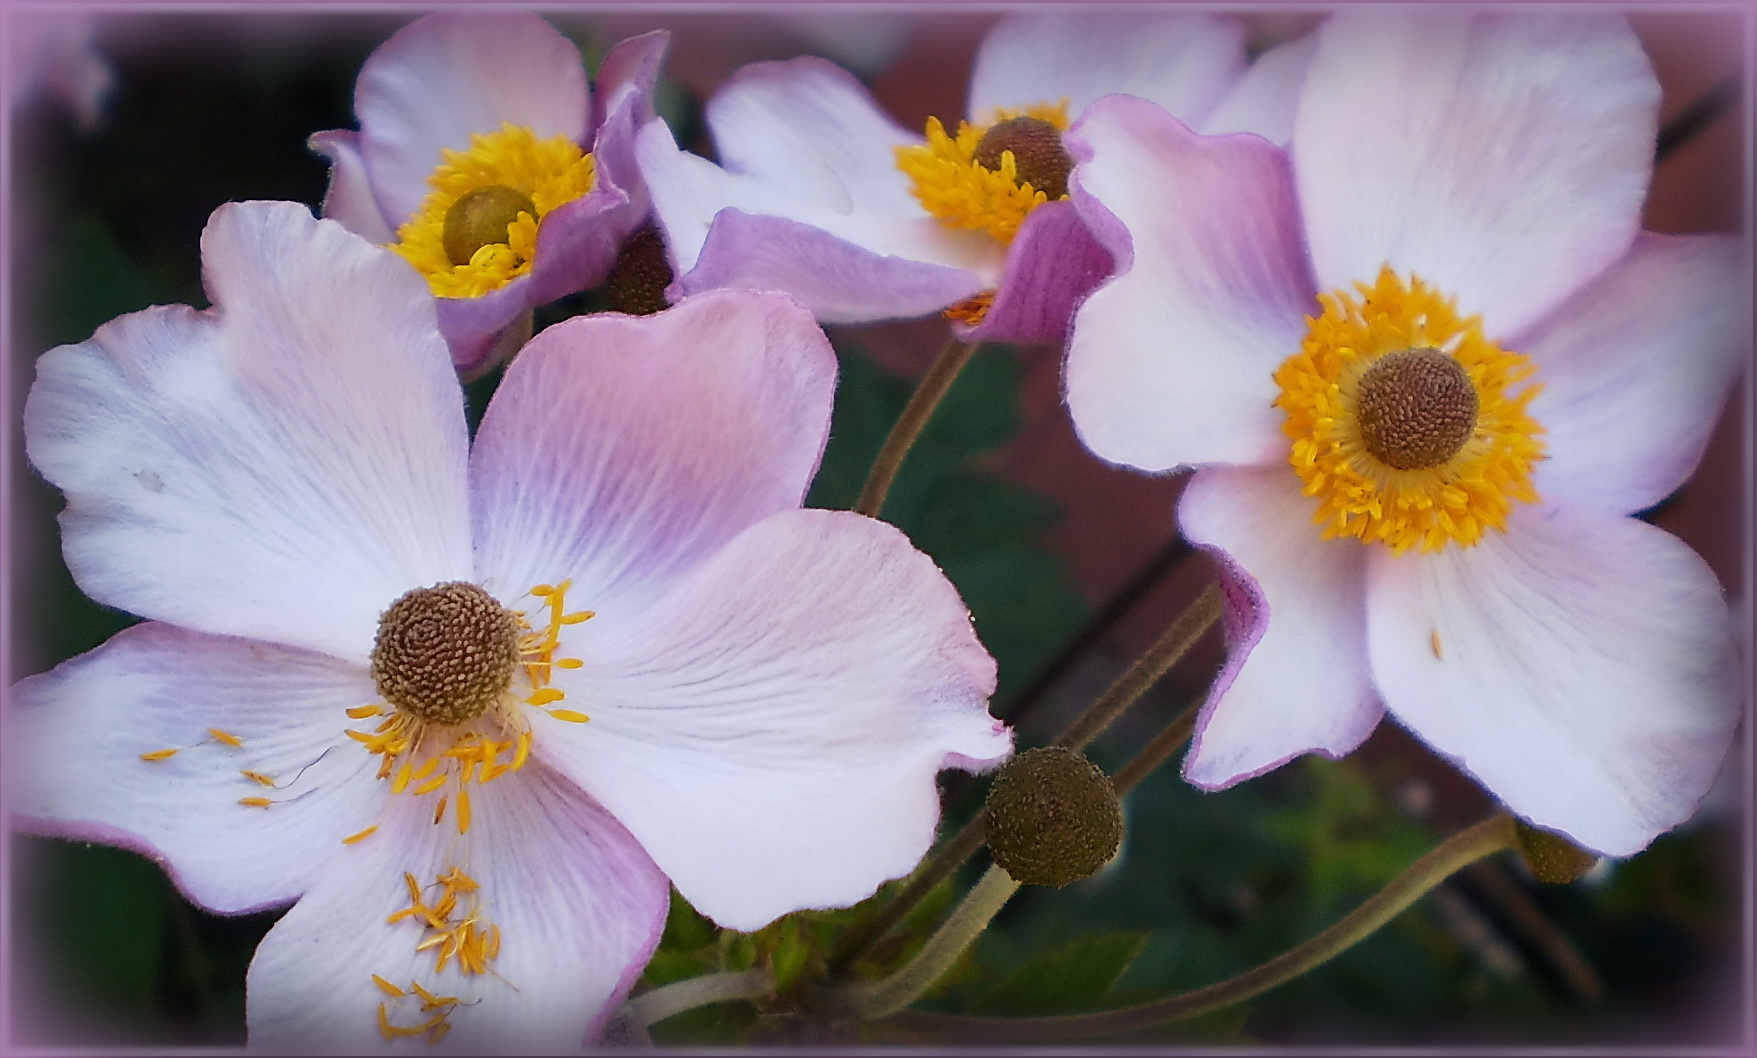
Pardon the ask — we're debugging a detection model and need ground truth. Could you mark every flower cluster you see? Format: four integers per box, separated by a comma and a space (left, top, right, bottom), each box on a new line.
8, 7, 1743, 1051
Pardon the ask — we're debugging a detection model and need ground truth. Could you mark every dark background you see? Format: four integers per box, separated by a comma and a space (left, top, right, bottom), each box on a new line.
4, 7, 1748, 1048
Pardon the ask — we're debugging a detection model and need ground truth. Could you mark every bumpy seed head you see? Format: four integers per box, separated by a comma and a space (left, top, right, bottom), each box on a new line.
983, 747, 1123, 887
607, 226, 673, 316
1355, 347, 1480, 471
1512, 819, 1600, 884
372, 582, 520, 726
973, 116, 1073, 201
442, 184, 538, 266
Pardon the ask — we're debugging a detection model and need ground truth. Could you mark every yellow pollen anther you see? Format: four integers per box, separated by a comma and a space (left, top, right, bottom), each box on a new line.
1273, 266, 1545, 553
346, 703, 385, 720
207, 728, 243, 747
527, 688, 565, 706
555, 657, 583, 670
896, 100, 1071, 244
372, 975, 405, 997
238, 796, 273, 808
390, 123, 595, 299
240, 770, 276, 787
139, 748, 178, 762
343, 825, 380, 846
547, 709, 592, 725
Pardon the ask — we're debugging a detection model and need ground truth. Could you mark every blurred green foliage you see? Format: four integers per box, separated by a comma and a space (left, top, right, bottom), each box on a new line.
6, 10, 1743, 1051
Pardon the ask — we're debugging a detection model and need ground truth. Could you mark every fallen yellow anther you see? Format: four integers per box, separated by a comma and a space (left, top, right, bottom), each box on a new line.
139, 748, 179, 762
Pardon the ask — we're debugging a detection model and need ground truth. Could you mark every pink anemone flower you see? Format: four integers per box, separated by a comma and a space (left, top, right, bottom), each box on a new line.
636, 12, 1311, 343
310, 12, 667, 376
1062, 10, 1745, 857
10, 201, 1009, 1050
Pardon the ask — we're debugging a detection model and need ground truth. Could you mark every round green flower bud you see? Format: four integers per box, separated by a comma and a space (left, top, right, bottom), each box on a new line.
1512, 819, 1600, 884
983, 747, 1122, 887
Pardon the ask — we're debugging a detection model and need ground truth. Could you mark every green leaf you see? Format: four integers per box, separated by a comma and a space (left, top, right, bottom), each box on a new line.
973, 932, 1150, 1016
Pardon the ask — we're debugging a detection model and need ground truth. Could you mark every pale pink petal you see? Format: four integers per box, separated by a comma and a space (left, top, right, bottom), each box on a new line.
246, 766, 667, 1051
355, 12, 590, 225
1521, 233, 1748, 515
1063, 95, 1313, 473
470, 290, 834, 621
23, 202, 472, 662
307, 129, 397, 245
956, 200, 1114, 345
969, 12, 1245, 126
1199, 33, 1316, 144
1178, 466, 1382, 789
679, 209, 990, 324
6, 622, 383, 915
707, 56, 925, 215
1367, 503, 1743, 857
636, 116, 1002, 306
1295, 10, 1658, 338
538, 509, 1007, 932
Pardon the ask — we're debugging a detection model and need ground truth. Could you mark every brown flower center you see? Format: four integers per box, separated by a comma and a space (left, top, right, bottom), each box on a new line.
1355, 347, 1479, 471
441, 184, 538, 267
371, 582, 520, 726
973, 116, 1072, 200
607, 226, 673, 316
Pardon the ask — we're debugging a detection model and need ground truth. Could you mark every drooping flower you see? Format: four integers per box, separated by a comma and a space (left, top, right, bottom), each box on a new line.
10, 200, 1010, 1049
636, 12, 1307, 342
1062, 10, 1746, 857
309, 13, 668, 375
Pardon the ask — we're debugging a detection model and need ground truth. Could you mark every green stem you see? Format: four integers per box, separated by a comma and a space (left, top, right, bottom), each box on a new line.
829, 583, 1219, 976
619, 968, 774, 1030
855, 337, 979, 519
879, 814, 1518, 1043
816, 865, 1020, 1021
1109, 693, 1202, 796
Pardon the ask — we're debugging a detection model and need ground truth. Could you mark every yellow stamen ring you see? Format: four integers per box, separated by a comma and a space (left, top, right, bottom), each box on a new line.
390, 123, 596, 299
1273, 266, 1545, 554
896, 100, 1070, 244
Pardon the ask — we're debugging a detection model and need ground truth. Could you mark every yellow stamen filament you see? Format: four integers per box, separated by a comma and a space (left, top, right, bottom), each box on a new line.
413, 773, 448, 796
1274, 266, 1544, 554
895, 100, 1070, 244
346, 703, 385, 720
456, 786, 472, 834
238, 796, 273, 808
206, 728, 243, 747
390, 123, 596, 299
343, 825, 380, 846
372, 975, 405, 997
139, 748, 178, 762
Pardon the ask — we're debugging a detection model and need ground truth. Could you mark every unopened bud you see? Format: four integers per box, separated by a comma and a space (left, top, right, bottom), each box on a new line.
1512, 820, 1599, 884
983, 747, 1122, 887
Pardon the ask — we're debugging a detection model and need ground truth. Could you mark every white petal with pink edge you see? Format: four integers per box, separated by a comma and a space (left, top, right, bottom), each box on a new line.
1366, 502, 1743, 857
24, 202, 472, 664
7, 622, 384, 915
1295, 10, 1657, 339
354, 12, 590, 226
245, 764, 668, 1051
1064, 95, 1314, 473
308, 129, 397, 244
537, 508, 1007, 932
1179, 466, 1383, 789
1521, 232, 1749, 516
969, 12, 1245, 126
706, 57, 925, 216
1199, 33, 1315, 145
470, 290, 835, 624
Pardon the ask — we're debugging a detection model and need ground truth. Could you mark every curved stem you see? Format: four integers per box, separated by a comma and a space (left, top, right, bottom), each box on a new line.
817, 865, 1020, 1021
1108, 693, 1202, 796
879, 814, 1518, 1043
855, 337, 979, 518
619, 968, 774, 1030
828, 583, 1220, 976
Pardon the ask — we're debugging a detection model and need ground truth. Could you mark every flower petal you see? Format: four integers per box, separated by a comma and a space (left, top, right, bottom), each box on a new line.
307, 129, 397, 245
1063, 95, 1313, 472
1199, 33, 1316, 145
1366, 502, 1743, 857
355, 12, 590, 226
6, 622, 383, 914
1295, 10, 1658, 337
539, 509, 1007, 931
23, 202, 473, 662
955, 199, 1114, 345
246, 765, 667, 1051
1178, 466, 1382, 789
707, 56, 926, 216
969, 12, 1246, 126
470, 290, 835, 621
1522, 232, 1748, 515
